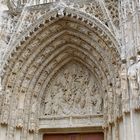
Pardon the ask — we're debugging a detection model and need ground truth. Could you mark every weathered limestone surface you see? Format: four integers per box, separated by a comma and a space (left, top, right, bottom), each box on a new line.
0, 0, 140, 140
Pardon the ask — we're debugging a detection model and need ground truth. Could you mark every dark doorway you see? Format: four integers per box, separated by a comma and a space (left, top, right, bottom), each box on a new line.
43, 133, 104, 140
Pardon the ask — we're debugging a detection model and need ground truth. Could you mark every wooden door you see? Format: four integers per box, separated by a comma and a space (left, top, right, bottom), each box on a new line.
43, 133, 104, 140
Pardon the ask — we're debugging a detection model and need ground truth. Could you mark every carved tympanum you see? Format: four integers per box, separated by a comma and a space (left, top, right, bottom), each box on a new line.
43, 62, 103, 117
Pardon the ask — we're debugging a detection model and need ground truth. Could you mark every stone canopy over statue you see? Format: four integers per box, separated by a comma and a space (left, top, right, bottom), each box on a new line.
43, 62, 103, 117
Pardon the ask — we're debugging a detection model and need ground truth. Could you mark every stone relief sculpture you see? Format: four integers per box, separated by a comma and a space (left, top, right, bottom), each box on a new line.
29, 97, 37, 131
0, 11, 16, 45
0, 82, 4, 117
16, 108, 24, 128
1, 90, 11, 124
107, 86, 113, 123
128, 59, 139, 110
90, 85, 103, 114
121, 63, 130, 113
136, 54, 140, 110
115, 78, 122, 118
43, 62, 103, 117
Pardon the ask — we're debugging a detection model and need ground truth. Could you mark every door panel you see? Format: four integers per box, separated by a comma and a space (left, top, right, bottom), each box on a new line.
43, 133, 103, 140
80, 133, 104, 140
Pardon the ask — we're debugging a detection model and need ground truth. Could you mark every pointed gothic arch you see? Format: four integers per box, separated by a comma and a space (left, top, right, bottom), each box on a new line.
1, 7, 121, 139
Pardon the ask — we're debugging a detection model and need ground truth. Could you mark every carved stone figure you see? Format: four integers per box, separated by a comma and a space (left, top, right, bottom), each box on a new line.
121, 63, 130, 113
73, 89, 83, 114
4, 90, 11, 105
0, 88, 4, 117
115, 78, 122, 118
136, 54, 140, 110
108, 86, 113, 123
16, 108, 24, 128
1, 90, 11, 124
90, 85, 103, 114
44, 94, 53, 115
29, 97, 37, 131
52, 84, 64, 115
103, 91, 108, 126
31, 98, 37, 114
128, 59, 139, 110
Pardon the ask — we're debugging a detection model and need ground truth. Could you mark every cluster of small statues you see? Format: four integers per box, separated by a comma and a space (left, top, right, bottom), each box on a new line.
44, 63, 103, 116
105, 53, 140, 123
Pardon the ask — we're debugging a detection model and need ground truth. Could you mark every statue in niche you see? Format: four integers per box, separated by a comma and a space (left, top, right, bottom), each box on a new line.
121, 63, 129, 113
136, 54, 140, 109
128, 59, 139, 110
